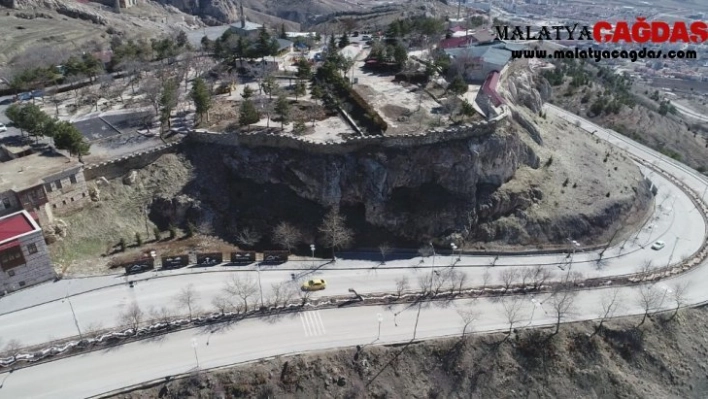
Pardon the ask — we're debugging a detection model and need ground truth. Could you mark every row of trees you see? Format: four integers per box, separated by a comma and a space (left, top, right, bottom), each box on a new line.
5, 103, 90, 159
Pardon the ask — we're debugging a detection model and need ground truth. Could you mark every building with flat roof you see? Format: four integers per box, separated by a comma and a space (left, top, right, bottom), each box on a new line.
0, 145, 89, 224
0, 210, 55, 294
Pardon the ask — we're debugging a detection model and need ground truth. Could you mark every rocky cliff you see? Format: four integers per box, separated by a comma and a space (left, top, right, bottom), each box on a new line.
178, 124, 540, 245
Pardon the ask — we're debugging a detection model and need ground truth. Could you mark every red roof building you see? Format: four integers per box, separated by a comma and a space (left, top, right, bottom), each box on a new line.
482, 71, 504, 107
0, 210, 55, 293
0, 211, 35, 243
439, 36, 474, 49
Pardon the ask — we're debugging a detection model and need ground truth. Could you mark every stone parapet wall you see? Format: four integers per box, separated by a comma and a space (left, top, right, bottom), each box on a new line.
84, 141, 182, 181
188, 121, 501, 154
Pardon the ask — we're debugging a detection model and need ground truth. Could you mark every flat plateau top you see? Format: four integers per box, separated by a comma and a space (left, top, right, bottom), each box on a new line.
0, 151, 80, 192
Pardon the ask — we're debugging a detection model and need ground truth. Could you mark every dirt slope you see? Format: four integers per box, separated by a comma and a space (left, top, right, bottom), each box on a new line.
113, 307, 708, 399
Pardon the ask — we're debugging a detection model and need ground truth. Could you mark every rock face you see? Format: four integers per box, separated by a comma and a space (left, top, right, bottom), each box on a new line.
188, 126, 540, 242
502, 69, 551, 115
159, 0, 239, 24
150, 194, 203, 228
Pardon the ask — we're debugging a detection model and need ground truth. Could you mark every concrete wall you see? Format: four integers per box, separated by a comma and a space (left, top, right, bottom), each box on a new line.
84, 142, 181, 181
0, 231, 55, 294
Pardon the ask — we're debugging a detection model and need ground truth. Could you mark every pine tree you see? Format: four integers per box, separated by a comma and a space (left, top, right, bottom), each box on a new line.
239, 99, 260, 128
190, 77, 211, 123
274, 94, 290, 129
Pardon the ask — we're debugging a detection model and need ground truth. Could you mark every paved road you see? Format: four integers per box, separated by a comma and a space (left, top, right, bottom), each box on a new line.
0, 165, 699, 347
2, 104, 708, 397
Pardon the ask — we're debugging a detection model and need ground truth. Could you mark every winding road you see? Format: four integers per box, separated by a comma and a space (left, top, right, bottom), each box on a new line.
1, 104, 708, 398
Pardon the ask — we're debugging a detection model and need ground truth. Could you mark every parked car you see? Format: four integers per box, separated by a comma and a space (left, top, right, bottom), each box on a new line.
126, 264, 152, 275
651, 241, 665, 250
362, 35, 371, 41
0, 123, 6, 132
301, 278, 326, 291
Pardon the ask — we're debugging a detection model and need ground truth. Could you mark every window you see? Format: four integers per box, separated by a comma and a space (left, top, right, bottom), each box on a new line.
19, 281, 25, 287
2, 198, 10, 209
8, 270, 15, 277
45, 183, 53, 193
70, 174, 77, 184
27, 243, 37, 254
55, 180, 63, 190
0, 246, 25, 271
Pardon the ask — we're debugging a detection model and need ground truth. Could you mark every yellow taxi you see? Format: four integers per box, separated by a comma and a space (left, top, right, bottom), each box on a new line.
301, 278, 327, 291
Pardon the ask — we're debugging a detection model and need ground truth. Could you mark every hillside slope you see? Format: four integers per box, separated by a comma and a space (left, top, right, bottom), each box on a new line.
114, 307, 708, 399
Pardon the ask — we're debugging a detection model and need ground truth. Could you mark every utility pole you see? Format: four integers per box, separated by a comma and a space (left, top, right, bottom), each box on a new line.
667, 237, 680, 268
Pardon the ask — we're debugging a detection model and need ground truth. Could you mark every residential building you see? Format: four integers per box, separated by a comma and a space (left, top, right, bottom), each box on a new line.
444, 42, 525, 81
229, 3, 263, 38
0, 144, 89, 225
0, 210, 55, 294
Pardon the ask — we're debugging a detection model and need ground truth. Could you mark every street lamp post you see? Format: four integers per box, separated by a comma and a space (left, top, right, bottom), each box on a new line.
256, 264, 264, 308
376, 313, 383, 340
450, 243, 459, 264
191, 338, 200, 370
667, 237, 680, 268
428, 242, 436, 293
310, 244, 316, 269
567, 239, 580, 274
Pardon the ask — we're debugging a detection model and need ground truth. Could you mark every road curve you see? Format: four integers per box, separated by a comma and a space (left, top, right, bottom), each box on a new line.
2, 104, 708, 398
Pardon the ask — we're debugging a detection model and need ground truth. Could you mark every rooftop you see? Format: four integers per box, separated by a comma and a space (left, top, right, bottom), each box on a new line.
72, 110, 154, 142
0, 210, 40, 245
0, 149, 81, 193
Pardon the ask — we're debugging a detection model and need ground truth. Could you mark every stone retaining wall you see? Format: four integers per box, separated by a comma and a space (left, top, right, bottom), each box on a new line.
84, 141, 182, 181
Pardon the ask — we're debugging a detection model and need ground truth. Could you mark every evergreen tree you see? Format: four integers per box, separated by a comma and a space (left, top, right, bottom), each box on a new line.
293, 80, 306, 101
338, 33, 350, 48
190, 77, 211, 123
280, 23, 288, 39
242, 85, 254, 99
53, 121, 90, 161
274, 94, 290, 129
239, 99, 260, 128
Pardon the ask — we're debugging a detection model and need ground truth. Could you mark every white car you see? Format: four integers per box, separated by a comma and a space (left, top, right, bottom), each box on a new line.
0, 123, 6, 132
651, 241, 665, 250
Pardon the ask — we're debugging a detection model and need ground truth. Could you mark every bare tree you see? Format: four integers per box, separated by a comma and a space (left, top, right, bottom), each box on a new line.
119, 302, 144, 332
66, 74, 86, 107
47, 86, 64, 117
0, 339, 22, 357
175, 284, 200, 320
318, 207, 354, 260
150, 306, 174, 325
635, 284, 664, 327
272, 222, 303, 252
395, 275, 410, 298
547, 287, 577, 336
84, 321, 105, 338
636, 260, 655, 281
141, 77, 162, 115
526, 265, 552, 291
212, 294, 234, 315
452, 270, 468, 294
591, 288, 621, 337
298, 287, 313, 306
268, 282, 296, 308
223, 274, 258, 313
457, 301, 479, 339
379, 242, 392, 264
234, 227, 262, 248
500, 297, 524, 339
668, 281, 690, 321
500, 269, 519, 292
482, 268, 491, 289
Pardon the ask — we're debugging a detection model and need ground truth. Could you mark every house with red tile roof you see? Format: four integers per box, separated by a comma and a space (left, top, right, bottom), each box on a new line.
0, 210, 55, 294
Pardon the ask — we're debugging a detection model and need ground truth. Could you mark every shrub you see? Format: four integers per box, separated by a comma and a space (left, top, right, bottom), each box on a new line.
169, 225, 177, 240
135, 232, 142, 247
119, 238, 126, 252
153, 226, 161, 241
545, 156, 553, 167
606, 192, 610, 197
186, 222, 196, 238
562, 178, 569, 187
